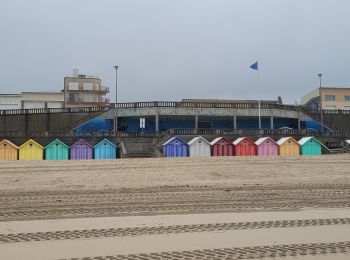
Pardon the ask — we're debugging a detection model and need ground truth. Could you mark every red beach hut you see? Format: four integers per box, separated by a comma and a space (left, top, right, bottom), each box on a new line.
233, 137, 257, 156
255, 137, 278, 156
210, 137, 234, 156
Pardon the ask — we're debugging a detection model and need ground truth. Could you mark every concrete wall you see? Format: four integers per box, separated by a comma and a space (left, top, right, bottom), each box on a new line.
0, 111, 105, 133
323, 114, 350, 136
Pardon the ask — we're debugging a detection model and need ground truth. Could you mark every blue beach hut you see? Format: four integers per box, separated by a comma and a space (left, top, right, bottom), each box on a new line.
162, 136, 189, 157
45, 139, 69, 160
94, 138, 117, 160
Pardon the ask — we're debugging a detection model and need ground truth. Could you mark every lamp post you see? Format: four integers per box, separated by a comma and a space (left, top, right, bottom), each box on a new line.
318, 73, 323, 132
114, 66, 119, 135
114, 66, 119, 104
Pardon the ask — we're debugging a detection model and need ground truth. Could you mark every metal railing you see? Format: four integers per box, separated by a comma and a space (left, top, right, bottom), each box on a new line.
2, 100, 350, 116
0, 106, 108, 115
0, 128, 346, 139
109, 101, 299, 111
306, 109, 350, 115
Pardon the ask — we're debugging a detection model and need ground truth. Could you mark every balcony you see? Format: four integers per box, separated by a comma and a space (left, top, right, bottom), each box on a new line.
66, 97, 110, 105
67, 86, 109, 94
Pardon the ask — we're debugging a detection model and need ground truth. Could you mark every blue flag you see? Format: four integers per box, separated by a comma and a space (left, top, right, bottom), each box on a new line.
250, 62, 258, 70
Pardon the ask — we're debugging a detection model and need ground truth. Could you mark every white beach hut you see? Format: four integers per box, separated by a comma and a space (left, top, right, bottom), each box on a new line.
188, 136, 211, 157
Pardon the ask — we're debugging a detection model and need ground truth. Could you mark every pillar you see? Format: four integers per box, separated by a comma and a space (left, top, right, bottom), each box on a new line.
298, 118, 301, 130
233, 115, 237, 129
195, 115, 199, 129
270, 116, 274, 130
46, 113, 50, 132
114, 115, 118, 134
155, 114, 159, 132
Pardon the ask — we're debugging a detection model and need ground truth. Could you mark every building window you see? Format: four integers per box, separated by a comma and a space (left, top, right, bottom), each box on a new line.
68, 82, 79, 90
83, 82, 94, 90
344, 106, 350, 111
68, 93, 79, 102
325, 95, 335, 101
345, 96, 350, 102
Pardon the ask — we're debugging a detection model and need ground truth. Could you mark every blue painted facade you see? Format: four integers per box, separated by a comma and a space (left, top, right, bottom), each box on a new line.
198, 116, 233, 129
117, 116, 156, 132
73, 114, 328, 134
94, 138, 117, 160
163, 136, 189, 157
237, 117, 271, 129
159, 116, 195, 131
74, 117, 114, 134
274, 118, 299, 129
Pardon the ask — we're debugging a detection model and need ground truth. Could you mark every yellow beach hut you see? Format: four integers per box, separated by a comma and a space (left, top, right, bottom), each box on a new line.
19, 139, 44, 160
277, 137, 300, 156
0, 139, 19, 160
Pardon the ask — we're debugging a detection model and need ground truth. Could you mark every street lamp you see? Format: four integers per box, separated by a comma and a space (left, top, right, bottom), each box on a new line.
114, 66, 119, 135
114, 66, 119, 104
318, 73, 324, 132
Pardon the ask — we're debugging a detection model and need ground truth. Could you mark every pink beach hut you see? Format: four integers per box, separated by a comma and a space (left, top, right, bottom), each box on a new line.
255, 137, 279, 156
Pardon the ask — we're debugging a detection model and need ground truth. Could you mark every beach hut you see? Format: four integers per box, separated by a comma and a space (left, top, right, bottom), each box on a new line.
255, 137, 279, 156
277, 137, 300, 156
45, 139, 69, 160
162, 136, 189, 157
210, 137, 234, 156
94, 138, 117, 160
18, 139, 44, 160
0, 139, 18, 160
233, 137, 257, 156
298, 136, 322, 155
70, 139, 94, 160
188, 136, 211, 157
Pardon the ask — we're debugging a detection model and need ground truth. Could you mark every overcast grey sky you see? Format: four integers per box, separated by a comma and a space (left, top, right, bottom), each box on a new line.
1, 0, 349, 104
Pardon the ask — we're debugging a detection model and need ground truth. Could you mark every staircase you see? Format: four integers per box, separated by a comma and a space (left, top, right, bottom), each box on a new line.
119, 138, 159, 158
300, 107, 338, 132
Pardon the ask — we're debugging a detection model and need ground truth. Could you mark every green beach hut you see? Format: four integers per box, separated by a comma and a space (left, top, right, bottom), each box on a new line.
45, 139, 69, 160
298, 136, 322, 155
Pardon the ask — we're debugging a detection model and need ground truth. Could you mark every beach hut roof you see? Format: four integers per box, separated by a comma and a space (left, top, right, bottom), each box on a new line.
233, 137, 244, 145
277, 137, 299, 146
233, 136, 255, 146
45, 139, 69, 148
255, 137, 277, 146
70, 139, 93, 148
95, 138, 117, 148
188, 136, 210, 146
0, 139, 19, 149
298, 136, 321, 146
210, 137, 232, 145
162, 136, 188, 146
19, 139, 43, 149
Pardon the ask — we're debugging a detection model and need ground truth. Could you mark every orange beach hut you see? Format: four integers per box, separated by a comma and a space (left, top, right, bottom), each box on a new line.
277, 137, 300, 156
0, 139, 18, 160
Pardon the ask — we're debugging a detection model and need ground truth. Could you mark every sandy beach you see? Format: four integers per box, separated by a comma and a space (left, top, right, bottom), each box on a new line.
0, 155, 350, 259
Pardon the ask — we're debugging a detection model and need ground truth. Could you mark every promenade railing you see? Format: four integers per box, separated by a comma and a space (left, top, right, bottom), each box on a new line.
0, 101, 299, 115
0, 128, 345, 139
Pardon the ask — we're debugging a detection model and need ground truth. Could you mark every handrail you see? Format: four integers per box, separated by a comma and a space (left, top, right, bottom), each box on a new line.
2, 101, 350, 116
0, 106, 108, 115
0, 101, 300, 115
0, 129, 346, 138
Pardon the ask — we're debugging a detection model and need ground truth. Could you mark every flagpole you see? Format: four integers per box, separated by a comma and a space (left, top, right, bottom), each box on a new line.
250, 61, 261, 129
257, 66, 261, 129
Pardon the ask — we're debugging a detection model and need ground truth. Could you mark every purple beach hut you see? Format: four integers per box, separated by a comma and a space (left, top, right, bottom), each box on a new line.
70, 139, 94, 160
255, 137, 279, 156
